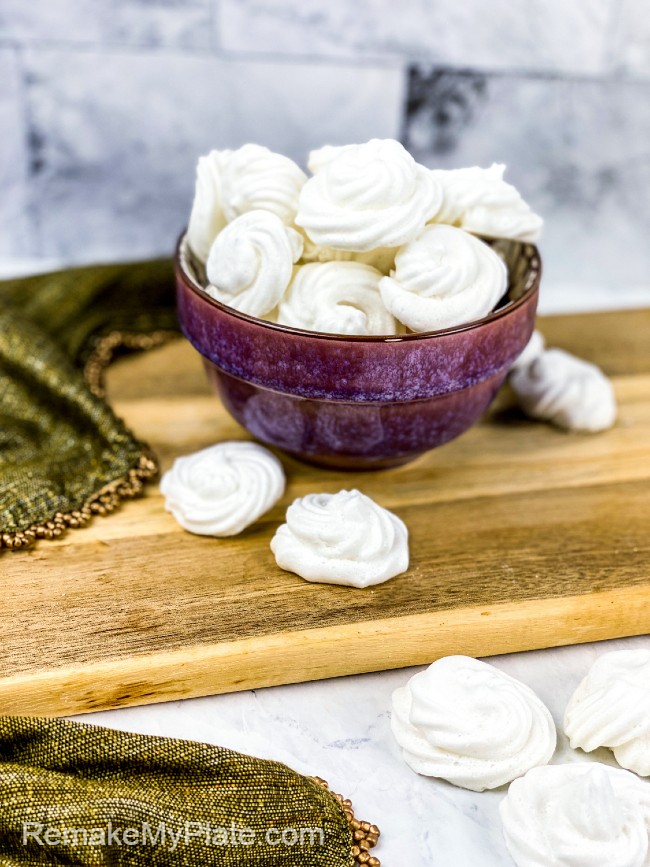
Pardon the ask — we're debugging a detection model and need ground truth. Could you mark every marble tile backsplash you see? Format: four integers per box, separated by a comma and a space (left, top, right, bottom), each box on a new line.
0, 0, 649, 301
219, 0, 616, 75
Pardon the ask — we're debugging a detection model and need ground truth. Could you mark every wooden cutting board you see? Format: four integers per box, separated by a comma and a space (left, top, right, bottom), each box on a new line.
1, 309, 649, 717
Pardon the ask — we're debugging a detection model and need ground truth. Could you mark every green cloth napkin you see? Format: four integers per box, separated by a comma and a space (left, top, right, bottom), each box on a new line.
0, 260, 179, 550
0, 715, 376, 866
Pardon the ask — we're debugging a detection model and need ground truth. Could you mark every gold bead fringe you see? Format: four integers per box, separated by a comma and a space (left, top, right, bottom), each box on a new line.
310, 777, 381, 866
2, 328, 177, 551
84, 329, 178, 398
1, 454, 158, 551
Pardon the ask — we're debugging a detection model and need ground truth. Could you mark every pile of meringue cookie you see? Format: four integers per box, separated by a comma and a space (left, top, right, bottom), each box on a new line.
392, 649, 650, 867
186, 137, 618, 433
186, 138, 543, 335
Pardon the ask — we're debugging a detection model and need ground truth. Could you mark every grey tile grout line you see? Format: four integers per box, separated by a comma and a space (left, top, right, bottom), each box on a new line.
0, 34, 648, 86
12, 43, 42, 259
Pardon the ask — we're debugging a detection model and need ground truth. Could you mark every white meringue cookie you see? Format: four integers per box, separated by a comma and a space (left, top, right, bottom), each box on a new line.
511, 329, 545, 371
187, 145, 306, 263
270, 489, 409, 588
500, 763, 650, 867
187, 150, 230, 262
206, 210, 303, 317
379, 224, 507, 332
509, 348, 617, 432
276, 261, 398, 336
391, 656, 556, 791
432, 163, 543, 242
296, 139, 442, 252
564, 649, 650, 777
160, 442, 285, 537
220, 143, 307, 225
307, 143, 349, 175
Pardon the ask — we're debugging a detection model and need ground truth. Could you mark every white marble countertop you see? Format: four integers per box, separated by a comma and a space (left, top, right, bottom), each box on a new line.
4, 257, 649, 864
74, 636, 650, 865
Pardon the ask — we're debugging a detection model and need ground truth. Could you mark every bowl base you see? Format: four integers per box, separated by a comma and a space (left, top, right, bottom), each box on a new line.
281, 450, 419, 472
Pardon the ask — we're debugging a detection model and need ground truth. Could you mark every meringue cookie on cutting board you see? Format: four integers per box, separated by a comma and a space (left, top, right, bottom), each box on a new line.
509, 347, 617, 432
270, 490, 409, 587
160, 441, 285, 537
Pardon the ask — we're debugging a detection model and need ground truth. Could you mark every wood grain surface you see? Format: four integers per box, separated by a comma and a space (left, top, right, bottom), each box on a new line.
1, 309, 649, 717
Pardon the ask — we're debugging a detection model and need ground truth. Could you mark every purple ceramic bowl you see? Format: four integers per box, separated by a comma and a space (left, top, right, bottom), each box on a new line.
175, 234, 540, 470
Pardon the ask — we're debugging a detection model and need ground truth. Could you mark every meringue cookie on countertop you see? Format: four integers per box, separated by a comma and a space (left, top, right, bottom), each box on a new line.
276, 261, 398, 336
296, 139, 442, 252
431, 163, 543, 243
500, 763, 650, 867
509, 347, 617, 432
160, 441, 285, 537
187, 145, 306, 263
206, 210, 303, 317
379, 224, 508, 332
564, 649, 650, 777
390, 656, 556, 791
270, 490, 409, 588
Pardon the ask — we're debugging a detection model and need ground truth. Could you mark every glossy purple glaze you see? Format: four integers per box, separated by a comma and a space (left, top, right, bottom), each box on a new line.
175, 237, 540, 469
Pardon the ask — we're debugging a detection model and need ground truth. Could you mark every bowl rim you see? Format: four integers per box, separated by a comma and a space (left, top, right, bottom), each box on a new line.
175, 230, 541, 344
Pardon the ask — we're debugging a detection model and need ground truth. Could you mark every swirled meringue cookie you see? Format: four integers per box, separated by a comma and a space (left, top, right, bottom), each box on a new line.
160, 442, 285, 537
432, 163, 543, 242
391, 656, 556, 791
296, 139, 442, 252
379, 224, 507, 332
187, 145, 306, 263
276, 262, 398, 335
500, 763, 650, 867
270, 490, 409, 587
564, 649, 650, 777
187, 150, 230, 262
509, 348, 617, 432
220, 143, 307, 225
206, 210, 303, 317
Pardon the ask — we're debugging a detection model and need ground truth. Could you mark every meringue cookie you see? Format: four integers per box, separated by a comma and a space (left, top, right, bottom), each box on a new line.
391, 656, 556, 791
160, 441, 285, 536
270, 489, 409, 587
187, 145, 306, 263
564, 649, 650, 777
511, 329, 545, 371
220, 143, 307, 225
187, 150, 230, 262
296, 139, 442, 252
509, 348, 617, 432
206, 210, 303, 317
432, 163, 543, 242
277, 261, 398, 335
500, 763, 650, 867
379, 224, 508, 332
